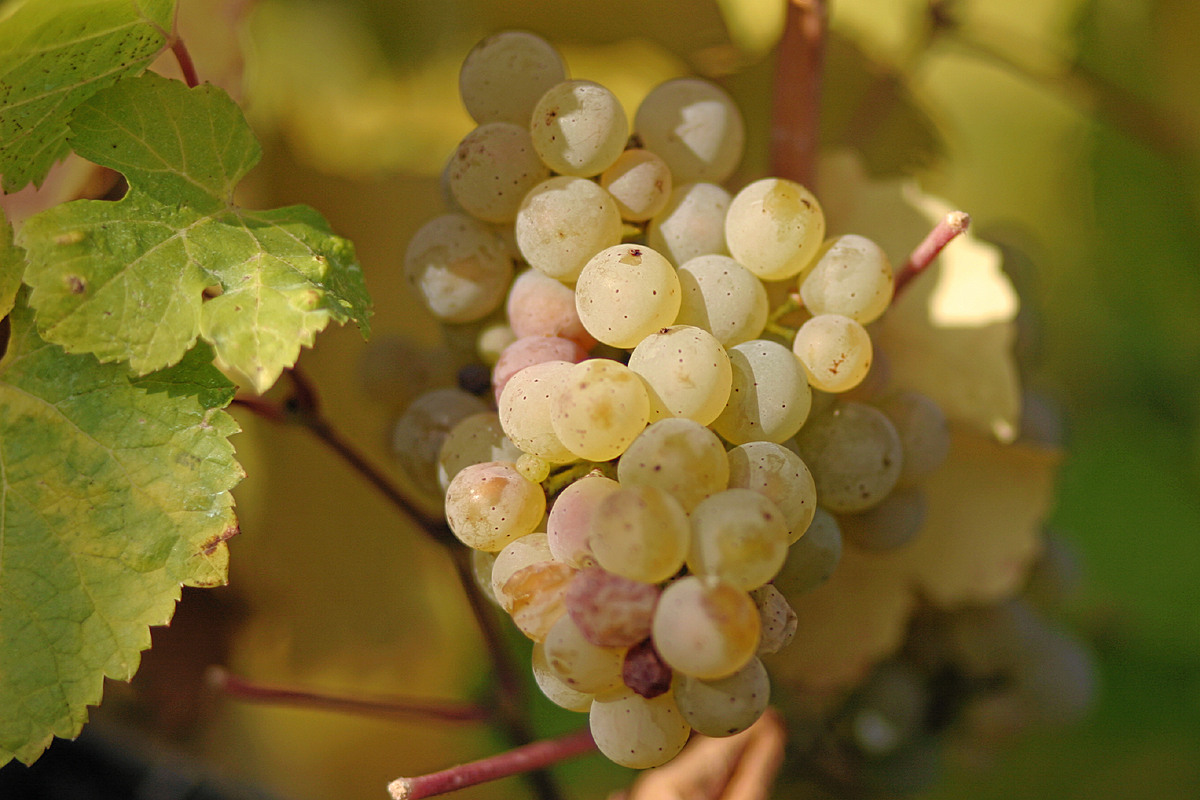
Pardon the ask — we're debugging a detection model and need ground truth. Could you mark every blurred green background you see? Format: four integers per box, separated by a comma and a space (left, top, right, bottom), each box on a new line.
54, 0, 1200, 798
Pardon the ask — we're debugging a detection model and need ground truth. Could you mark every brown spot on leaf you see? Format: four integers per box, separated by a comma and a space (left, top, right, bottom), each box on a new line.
202, 523, 240, 556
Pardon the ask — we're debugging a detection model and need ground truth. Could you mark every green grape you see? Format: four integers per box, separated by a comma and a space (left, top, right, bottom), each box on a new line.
800, 234, 894, 323
675, 254, 769, 347
550, 359, 650, 461
617, 418, 729, 513
437, 411, 524, 491
589, 688, 692, 769
711, 339, 812, 445
751, 584, 797, 655
590, 485, 690, 584
543, 613, 626, 694
674, 657, 770, 737
792, 314, 874, 393
404, 214, 514, 323
771, 507, 842, 597
634, 78, 745, 184
447, 123, 550, 223
515, 176, 622, 282
687, 489, 790, 591
498, 359, 579, 463
726, 440, 817, 544
600, 148, 673, 221
532, 642, 593, 712
445, 461, 546, 551
876, 390, 951, 488
575, 244, 682, 349
491, 532, 553, 605
546, 473, 619, 566
652, 575, 760, 680
530, 80, 628, 177
459, 30, 567, 126
647, 182, 731, 266
795, 402, 904, 514
725, 178, 825, 281
392, 388, 488, 497
628, 325, 732, 426
839, 487, 927, 551
502, 560, 575, 641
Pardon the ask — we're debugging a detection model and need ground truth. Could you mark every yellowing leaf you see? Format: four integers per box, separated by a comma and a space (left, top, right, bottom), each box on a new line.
0, 208, 21, 319
18, 73, 371, 392
0, 292, 242, 766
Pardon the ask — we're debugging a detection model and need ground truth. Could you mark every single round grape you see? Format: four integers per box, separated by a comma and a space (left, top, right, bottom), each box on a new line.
687, 489, 790, 591
543, 613, 626, 694
647, 182, 731, 266
447, 123, 550, 223
634, 78, 745, 184
599, 148, 673, 221
490, 530, 551, 594
589, 689, 691, 769
515, 452, 550, 483
617, 417, 729, 513
550, 359, 650, 461
623, 638, 673, 699
503, 560, 575, 641
590, 485, 690, 584
530, 80, 628, 177
726, 441, 817, 544
532, 642, 593, 712
515, 176, 622, 282
404, 214, 513, 323
800, 234, 894, 323
437, 411, 524, 491
392, 388, 488, 497
445, 461, 546, 551
675, 255, 769, 347
725, 178, 825, 281
575, 244, 682, 349
711, 339, 812, 445
751, 584, 797, 655
771, 507, 842, 597
498, 360, 579, 463
674, 657, 770, 737
628, 325, 732, 426
792, 314, 873, 393
794, 402, 903, 514
492, 334, 588, 403
506, 269, 596, 349
459, 31, 567, 126
838, 487, 927, 551
546, 473, 619, 566
876, 390, 951, 488
652, 576, 760, 680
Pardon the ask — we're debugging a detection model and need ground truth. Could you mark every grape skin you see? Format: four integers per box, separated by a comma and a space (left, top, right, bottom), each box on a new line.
674, 656, 770, 737
530, 80, 628, 177
600, 148, 673, 222
617, 418, 729, 513
590, 485, 690, 584
726, 440, 818, 544
589, 689, 692, 770
459, 31, 567, 126
546, 473, 619, 567
800, 234, 894, 323
445, 461, 546, 552
448, 122, 550, 223
711, 339, 813, 445
687, 489, 790, 591
634, 78, 745, 184
725, 178, 825, 281
647, 182, 731, 266
794, 402, 904, 514
498, 360, 579, 463
628, 325, 732, 426
652, 575, 761, 680
792, 314, 874, 394
575, 244, 682, 349
675, 254, 770, 347
404, 214, 514, 323
550, 359, 650, 461
515, 176, 623, 282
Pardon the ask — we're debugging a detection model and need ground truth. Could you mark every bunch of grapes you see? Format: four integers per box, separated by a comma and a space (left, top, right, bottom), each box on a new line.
392, 30, 983, 771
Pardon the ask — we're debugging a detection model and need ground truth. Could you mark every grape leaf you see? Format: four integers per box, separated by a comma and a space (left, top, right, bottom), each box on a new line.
0, 0, 175, 192
0, 291, 242, 767
18, 72, 371, 392
1, 209, 21, 320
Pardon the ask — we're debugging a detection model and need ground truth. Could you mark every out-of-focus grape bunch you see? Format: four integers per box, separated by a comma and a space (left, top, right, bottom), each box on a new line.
387, 28, 1091, 784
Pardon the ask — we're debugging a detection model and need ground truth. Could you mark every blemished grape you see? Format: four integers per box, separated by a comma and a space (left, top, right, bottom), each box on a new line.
491, 533, 554, 605
674, 657, 770, 737
687, 489, 790, 591
565, 568, 660, 648
623, 639, 674, 698
502, 560, 575, 641
515, 453, 550, 483
800, 234, 894, 323
492, 334, 588, 403
543, 613, 626, 694
550, 359, 650, 461
725, 178, 825, 281
459, 31, 567, 126
532, 642, 593, 712
498, 359, 579, 463
628, 325, 732, 425
546, 473, 619, 566
771, 507, 843, 597
590, 485, 690, 584
575, 244, 682, 349
530, 80, 628, 177
876, 390, 951, 488
437, 412, 524, 491
652, 575, 760, 680
794, 402, 903, 514
393, 388, 488, 497
711, 339, 813, 445
445, 461, 546, 551
404, 214, 514, 323
515, 176, 623, 282
506, 269, 596, 349
839, 487, 927, 551
647, 182, 731, 266
792, 314, 874, 394
448, 123, 550, 223
617, 418, 729, 513
726, 440, 817, 544
675, 255, 770, 347
634, 78, 745, 184
589, 689, 692, 769
600, 148, 673, 222
751, 584, 798, 655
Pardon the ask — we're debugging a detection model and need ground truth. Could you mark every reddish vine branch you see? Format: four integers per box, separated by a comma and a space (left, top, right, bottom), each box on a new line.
894, 210, 971, 295
771, 0, 828, 188
169, 36, 200, 88
387, 728, 597, 800
207, 667, 490, 723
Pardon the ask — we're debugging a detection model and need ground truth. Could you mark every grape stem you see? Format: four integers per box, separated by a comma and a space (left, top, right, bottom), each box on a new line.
206, 666, 490, 722
169, 36, 200, 89
387, 728, 597, 800
764, 292, 803, 339
894, 211, 970, 295
771, 0, 828, 188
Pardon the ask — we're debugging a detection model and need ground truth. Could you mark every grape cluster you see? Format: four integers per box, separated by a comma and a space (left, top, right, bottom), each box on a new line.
396, 30, 959, 770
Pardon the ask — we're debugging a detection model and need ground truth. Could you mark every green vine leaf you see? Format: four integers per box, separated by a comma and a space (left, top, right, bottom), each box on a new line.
17, 72, 371, 392
1, 209, 21, 320
0, 290, 242, 767
0, 0, 176, 192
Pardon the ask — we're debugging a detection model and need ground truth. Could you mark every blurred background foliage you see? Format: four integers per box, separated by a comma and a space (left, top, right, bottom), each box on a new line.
8, 0, 1196, 798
